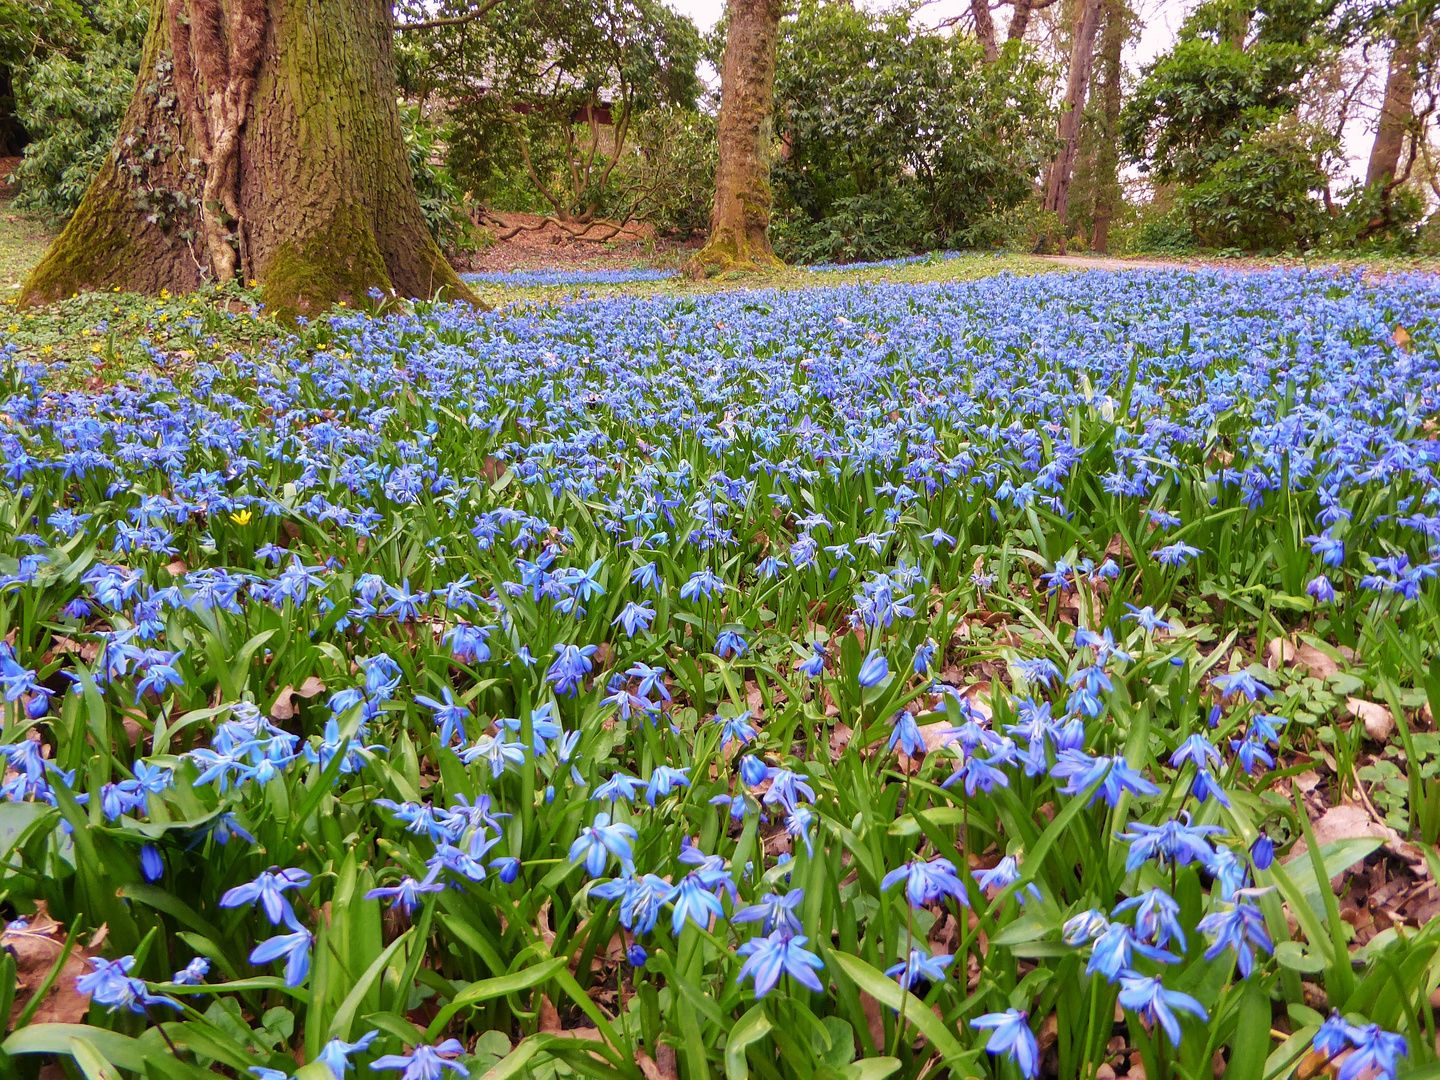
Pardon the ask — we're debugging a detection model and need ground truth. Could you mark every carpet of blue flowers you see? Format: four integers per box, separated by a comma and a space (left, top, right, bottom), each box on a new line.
1, 268, 1439, 1080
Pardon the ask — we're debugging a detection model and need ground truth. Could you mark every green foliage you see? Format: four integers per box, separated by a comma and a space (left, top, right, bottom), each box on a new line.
6, 0, 148, 224
771, 0, 1054, 263
1119, 0, 1353, 251
423, 0, 701, 222
1177, 109, 1336, 249
1124, 204, 1201, 255
398, 104, 476, 252
611, 103, 716, 238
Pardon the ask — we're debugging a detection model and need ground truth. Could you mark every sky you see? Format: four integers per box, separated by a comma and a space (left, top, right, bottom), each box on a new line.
669, 0, 1193, 68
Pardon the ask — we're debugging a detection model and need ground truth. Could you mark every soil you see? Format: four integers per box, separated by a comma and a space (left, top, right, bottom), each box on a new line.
455, 211, 700, 274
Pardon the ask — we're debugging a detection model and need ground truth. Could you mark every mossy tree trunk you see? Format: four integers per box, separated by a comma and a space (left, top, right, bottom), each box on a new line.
20, 0, 473, 315
685, 0, 784, 277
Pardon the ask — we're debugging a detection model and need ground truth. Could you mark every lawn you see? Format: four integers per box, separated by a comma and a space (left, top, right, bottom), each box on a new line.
0, 264, 1438, 1080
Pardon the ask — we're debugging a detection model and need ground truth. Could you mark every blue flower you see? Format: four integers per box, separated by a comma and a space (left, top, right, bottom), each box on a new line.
568, 812, 637, 877
735, 929, 826, 997
590, 874, 677, 935
715, 629, 748, 658
715, 710, 757, 751
1196, 899, 1272, 976
1153, 542, 1201, 567
1250, 833, 1274, 869
76, 955, 182, 1014
369, 1040, 470, 1080
1117, 972, 1208, 1046
796, 643, 827, 678
1169, 734, 1221, 770
250, 928, 314, 987
1211, 670, 1271, 701
881, 857, 968, 909
645, 765, 691, 805
315, 1032, 380, 1080
1112, 888, 1186, 950
140, 844, 164, 881
857, 649, 889, 687
887, 710, 925, 757
365, 873, 445, 915
671, 872, 728, 935
220, 867, 311, 929
732, 890, 805, 934
1305, 532, 1346, 567
1118, 816, 1225, 872
613, 601, 656, 637
971, 1009, 1039, 1079
885, 947, 954, 988
1306, 574, 1336, 602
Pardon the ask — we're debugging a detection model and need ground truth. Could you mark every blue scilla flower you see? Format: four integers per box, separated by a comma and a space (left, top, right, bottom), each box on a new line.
1087, 922, 1179, 980
1123, 604, 1173, 632
1116, 972, 1208, 1046
797, 643, 826, 678
881, 857, 968, 909
1306, 574, 1337, 602
220, 867, 311, 929
315, 1032, 379, 1080
76, 955, 182, 1014
612, 601, 656, 637
1305, 532, 1346, 566
1153, 541, 1201, 567
365, 870, 445, 915
715, 710, 757, 751
715, 629, 748, 658
1250, 832, 1275, 869
1196, 899, 1273, 976
627, 944, 648, 967
645, 765, 691, 805
591, 874, 677, 935
732, 890, 804, 934
569, 812, 637, 877
1211, 670, 1271, 701
735, 928, 826, 998
1112, 889, 1184, 951
1063, 909, 1108, 945
415, 687, 470, 747
887, 710, 925, 757
679, 568, 725, 602
1118, 815, 1225, 872
971, 1009, 1039, 1079
443, 623, 493, 663
857, 649, 889, 687
671, 872, 728, 935
885, 946, 954, 988
738, 754, 771, 788
369, 1040, 470, 1080
547, 643, 598, 696
250, 928, 314, 988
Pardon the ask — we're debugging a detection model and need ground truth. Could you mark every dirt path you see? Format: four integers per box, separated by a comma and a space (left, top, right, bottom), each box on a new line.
1038, 254, 1186, 271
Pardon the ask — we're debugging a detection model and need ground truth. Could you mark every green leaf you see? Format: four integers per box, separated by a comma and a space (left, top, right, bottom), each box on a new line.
67, 1037, 125, 1080
843, 1059, 901, 1080
725, 1005, 772, 1080
1273, 942, 1325, 974
1282, 837, 1382, 915
828, 951, 973, 1067
3, 1025, 146, 1072
426, 956, 568, 1039
328, 931, 412, 1042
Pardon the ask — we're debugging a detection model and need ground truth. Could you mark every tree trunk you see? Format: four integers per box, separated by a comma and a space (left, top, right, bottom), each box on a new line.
1042, 0, 1103, 252
20, 0, 472, 315
685, 0, 784, 277
1367, 38, 1417, 188
973, 0, 999, 62
1089, 0, 1125, 253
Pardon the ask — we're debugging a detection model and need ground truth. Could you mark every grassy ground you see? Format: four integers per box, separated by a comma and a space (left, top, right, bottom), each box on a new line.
0, 203, 57, 296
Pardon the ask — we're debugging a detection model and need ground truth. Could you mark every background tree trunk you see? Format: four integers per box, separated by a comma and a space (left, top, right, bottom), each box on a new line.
1366, 37, 1417, 187
20, 0, 472, 315
1089, 0, 1125, 252
973, 0, 999, 61
1042, 0, 1103, 251
685, 0, 784, 276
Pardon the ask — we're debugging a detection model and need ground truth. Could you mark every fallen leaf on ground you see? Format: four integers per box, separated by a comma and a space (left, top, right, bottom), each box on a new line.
1347, 698, 1394, 742
270, 676, 327, 719
2, 902, 109, 1027
1289, 803, 1400, 862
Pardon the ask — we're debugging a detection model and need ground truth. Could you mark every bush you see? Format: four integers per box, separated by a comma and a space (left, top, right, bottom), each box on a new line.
771, 0, 1053, 262
8, 0, 148, 224
399, 104, 476, 252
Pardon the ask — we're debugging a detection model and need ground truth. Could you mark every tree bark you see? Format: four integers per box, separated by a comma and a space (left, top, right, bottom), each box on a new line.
685, 0, 784, 277
1089, 0, 1125, 252
1042, 0, 1103, 251
1007, 0, 1058, 44
1367, 37, 1417, 188
973, 0, 999, 62
20, 0, 473, 315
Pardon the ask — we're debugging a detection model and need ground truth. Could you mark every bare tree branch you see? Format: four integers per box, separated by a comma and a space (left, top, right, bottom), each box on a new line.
394, 0, 502, 33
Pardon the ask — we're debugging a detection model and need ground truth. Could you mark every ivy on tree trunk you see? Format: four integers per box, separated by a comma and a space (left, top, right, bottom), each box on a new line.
20, 0, 474, 316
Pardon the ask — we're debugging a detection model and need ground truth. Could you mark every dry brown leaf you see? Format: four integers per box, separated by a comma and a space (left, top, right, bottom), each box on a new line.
1295, 643, 1339, 679
271, 676, 327, 720
636, 1048, 679, 1080
1393, 325, 1412, 350
1290, 803, 1400, 862
1348, 698, 1395, 742
3, 902, 108, 1027
1264, 637, 1296, 671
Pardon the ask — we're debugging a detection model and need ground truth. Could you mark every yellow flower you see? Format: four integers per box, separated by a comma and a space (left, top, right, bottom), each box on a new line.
160, 289, 171, 300
6, 324, 17, 333
230, 510, 253, 525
